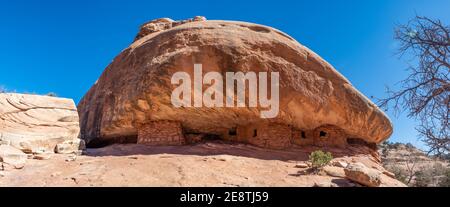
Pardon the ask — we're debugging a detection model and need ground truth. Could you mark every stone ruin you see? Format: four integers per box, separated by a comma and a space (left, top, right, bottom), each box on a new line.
77, 16, 393, 150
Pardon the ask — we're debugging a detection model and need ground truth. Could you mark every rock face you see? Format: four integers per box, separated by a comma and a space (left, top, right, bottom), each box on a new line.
0, 145, 27, 169
78, 16, 393, 148
55, 139, 86, 154
0, 93, 80, 153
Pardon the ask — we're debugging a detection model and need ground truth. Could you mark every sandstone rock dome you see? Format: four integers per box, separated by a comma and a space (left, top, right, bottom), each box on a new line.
78, 17, 393, 149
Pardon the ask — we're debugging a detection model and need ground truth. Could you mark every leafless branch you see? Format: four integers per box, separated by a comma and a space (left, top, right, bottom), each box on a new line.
378, 15, 450, 157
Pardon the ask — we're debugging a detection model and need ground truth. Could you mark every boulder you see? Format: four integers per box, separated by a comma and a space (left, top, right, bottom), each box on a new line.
295, 163, 309, 168
344, 162, 381, 187
78, 17, 393, 146
0, 145, 27, 169
55, 139, 86, 154
324, 166, 346, 178
0, 93, 80, 153
332, 160, 348, 168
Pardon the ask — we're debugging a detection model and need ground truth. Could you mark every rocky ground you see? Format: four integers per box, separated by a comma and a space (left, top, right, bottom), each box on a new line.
0, 141, 405, 187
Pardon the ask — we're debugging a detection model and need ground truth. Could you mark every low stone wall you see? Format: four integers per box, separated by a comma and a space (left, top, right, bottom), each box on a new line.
137, 121, 185, 145
292, 129, 314, 146
136, 120, 363, 150
292, 125, 347, 147
236, 123, 292, 150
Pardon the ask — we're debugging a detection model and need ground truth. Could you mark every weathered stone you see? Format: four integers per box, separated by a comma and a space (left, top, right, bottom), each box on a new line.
193, 16, 207, 21
18, 141, 33, 154
185, 134, 204, 144
78, 17, 393, 148
33, 154, 51, 160
0, 145, 27, 169
332, 160, 349, 168
137, 121, 185, 146
313, 181, 332, 187
295, 163, 309, 168
55, 139, 85, 154
0, 139, 11, 146
0, 93, 80, 153
65, 155, 77, 162
383, 170, 396, 178
344, 162, 381, 187
324, 166, 346, 178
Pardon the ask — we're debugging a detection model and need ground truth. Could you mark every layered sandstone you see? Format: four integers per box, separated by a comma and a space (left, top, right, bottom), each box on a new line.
0, 93, 81, 153
78, 17, 393, 148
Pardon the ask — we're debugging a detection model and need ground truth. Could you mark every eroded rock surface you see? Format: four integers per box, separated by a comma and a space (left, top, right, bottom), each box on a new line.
0, 142, 406, 187
0, 145, 27, 170
0, 93, 80, 153
344, 162, 382, 187
78, 17, 393, 147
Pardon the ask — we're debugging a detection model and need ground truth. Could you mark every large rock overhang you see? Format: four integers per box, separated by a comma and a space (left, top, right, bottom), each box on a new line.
77, 19, 393, 145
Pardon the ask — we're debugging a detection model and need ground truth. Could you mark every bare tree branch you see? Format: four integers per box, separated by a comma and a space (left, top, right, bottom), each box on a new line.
378, 15, 450, 157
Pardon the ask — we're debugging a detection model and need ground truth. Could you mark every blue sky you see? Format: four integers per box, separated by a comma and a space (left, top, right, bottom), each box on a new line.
1, 0, 449, 149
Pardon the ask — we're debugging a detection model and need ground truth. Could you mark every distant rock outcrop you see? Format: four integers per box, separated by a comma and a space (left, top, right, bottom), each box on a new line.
0, 93, 82, 154
379, 142, 450, 187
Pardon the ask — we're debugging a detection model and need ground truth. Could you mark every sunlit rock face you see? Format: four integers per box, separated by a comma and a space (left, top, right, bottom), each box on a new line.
0, 93, 80, 152
77, 17, 393, 148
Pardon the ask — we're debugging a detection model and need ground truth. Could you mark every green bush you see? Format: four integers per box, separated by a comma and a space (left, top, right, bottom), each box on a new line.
309, 150, 333, 170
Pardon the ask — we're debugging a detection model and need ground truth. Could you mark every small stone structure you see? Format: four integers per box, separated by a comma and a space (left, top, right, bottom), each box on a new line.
292, 125, 348, 147
136, 120, 358, 150
137, 121, 185, 146
223, 123, 293, 150
225, 123, 348, 149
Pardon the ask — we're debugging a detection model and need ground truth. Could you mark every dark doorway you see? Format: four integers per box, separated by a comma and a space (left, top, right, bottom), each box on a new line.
229, 127, 237, 136
301, 131, 307, 139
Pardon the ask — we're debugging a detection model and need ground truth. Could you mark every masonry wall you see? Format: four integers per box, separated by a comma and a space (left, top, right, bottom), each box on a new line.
237, 123, 292, 150
137, 121, 185, 145
136, 120, 354, 150
291, 129, 314, 146
311, 125, 347, 147
292, 125, 347, 147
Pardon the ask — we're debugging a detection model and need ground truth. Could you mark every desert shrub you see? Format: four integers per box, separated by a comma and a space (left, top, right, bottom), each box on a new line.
46, 92, 57, 97
438, 169, 450, 187
443, 154, 450, 161
405, 143, 415, 149
387, 165, 409, 184
414, 169, 433, 187
309, 150, 333, 170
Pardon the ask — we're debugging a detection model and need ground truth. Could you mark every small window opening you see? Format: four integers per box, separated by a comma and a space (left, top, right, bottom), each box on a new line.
253, 129, 258, 137
301, 131, 307, 139
319, 131, 327, 137
229, 127, 237, 136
